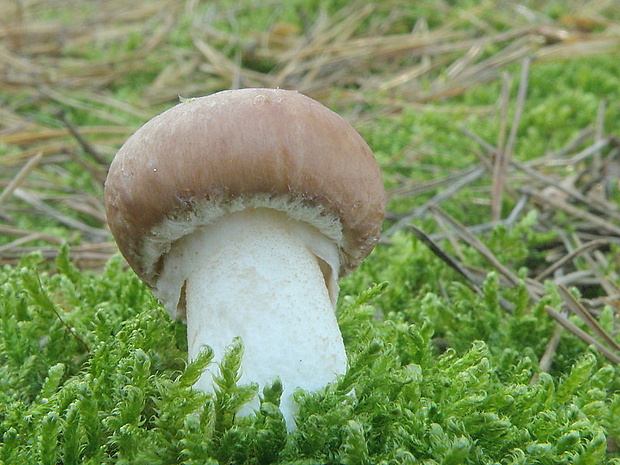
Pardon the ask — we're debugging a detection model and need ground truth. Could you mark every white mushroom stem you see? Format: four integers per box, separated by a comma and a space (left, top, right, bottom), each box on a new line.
160, 207, 347, 429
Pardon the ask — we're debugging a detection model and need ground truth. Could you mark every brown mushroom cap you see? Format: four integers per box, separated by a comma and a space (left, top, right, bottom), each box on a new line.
104, 88, 386, 288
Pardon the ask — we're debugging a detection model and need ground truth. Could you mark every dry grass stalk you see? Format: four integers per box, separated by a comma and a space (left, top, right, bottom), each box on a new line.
523, 186, 620, 236
12, 188, 108, 241
534, 239, 610, 281
545, 306, 620, 365
491, 58, 530, 220
558, 285, 620, 352
0, 243, 118, 267
0, 152, 44, 205
385, 165, 486, 235
430, 206, 522, 288
492, 72, 511, 221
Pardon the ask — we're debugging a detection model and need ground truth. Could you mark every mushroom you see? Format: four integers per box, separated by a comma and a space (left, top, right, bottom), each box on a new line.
104, 88, 386, 429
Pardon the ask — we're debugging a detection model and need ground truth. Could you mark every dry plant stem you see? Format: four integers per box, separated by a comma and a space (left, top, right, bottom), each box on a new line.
3, 0, 619, 105
161, 209, 347, 430
593, 100, 606, 174
0, 244, 117, 267
540, 327, 561, 371
65, 150, 108, 186
0, 233, 59, 253
545, 306, 620, 364
433, 210, 466, 262
536, 36, 620, 62
460, 125, 620, 233
40, 87, 136, 126
427, 194, 529, 242
522, 186, 620, 236
534, 239, 609, 281
389, 164, 483, 199
546, 127, 595, 161
62, 196, 107, 224
501, 57, 530, 169
460, 127, 496, 155
429, 206, 522, 288
410, 225, 482, 293
0, 151, 43, 205
56, 110, 108, 166
553, 270, 595, 287
385, 165, 485, 235
430, 206, 548, 301
466, 56, 530, 220
409, 224, 515, 313
459, 128, 519, 204
0, 224, 67, 239
557, 285, 620, 352
13, 188, 109, 240
491, 72, 511, 221
571, 234, 618, 297
511, 158, 620, 223
535, 326, 562, 380
548, 138, 614, 166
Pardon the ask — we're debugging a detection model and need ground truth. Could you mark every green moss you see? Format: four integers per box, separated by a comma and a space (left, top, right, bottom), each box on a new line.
1, 248, 618, 464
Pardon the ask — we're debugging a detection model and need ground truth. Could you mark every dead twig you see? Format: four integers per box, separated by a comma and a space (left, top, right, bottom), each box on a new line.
55, 110, 108, 166
522, 186, 620, 236
545, 305, 620, 364
0, 152, 44, 205
12, 188, 108, 241
557, 284, 620, 352
535, 239, 609, 281
430, 206, 517, 286
385, 165, 486, 235
491, 57, 530, 220
511, 157, 620, 223
410, 224, 515, 313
